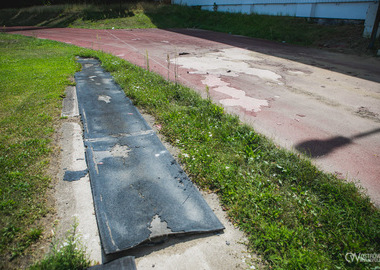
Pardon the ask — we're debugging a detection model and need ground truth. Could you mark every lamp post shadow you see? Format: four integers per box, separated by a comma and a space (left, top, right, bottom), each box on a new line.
295, 128, 380, 158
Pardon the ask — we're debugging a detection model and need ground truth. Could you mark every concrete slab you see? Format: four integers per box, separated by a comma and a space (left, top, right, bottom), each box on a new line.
14, 27, 377, 205
61, 85, 79, 118
75, 58, 224, 255
56, 118, 102, 263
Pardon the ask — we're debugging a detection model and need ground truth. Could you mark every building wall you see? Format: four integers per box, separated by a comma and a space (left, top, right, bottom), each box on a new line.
172, 0, 379, 37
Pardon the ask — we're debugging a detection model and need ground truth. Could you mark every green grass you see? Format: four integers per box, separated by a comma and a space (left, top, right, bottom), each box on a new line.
1, 33, 379, 269
0, 33, 82, 267
0, 3, 157, 29
0, 3, 374, 53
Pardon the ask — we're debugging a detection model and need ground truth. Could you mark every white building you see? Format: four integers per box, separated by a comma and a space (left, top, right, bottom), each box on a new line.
172, 0, 380, 37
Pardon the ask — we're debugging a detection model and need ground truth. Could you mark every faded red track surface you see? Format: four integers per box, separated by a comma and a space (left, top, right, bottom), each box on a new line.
6, 27, 380, 205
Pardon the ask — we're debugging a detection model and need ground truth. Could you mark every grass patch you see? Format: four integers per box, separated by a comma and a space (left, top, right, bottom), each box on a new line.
0, 33, 82, 267
0, 3, 375, 53
0, 3, 156, 29
1, 33, 379, 269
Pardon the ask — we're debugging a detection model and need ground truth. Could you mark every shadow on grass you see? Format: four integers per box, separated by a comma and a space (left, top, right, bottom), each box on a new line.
0, 6, 135, 28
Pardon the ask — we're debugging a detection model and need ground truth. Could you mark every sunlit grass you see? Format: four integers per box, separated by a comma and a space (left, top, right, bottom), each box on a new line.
0, 33, 80, 267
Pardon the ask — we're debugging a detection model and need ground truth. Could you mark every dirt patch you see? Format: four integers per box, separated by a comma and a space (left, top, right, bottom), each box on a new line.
311, 23, 378, 56
355, 106, 380, 122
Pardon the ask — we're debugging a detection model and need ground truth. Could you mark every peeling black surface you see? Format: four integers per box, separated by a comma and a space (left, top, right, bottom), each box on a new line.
63, 169, 88, 182
75, 58, 224, 255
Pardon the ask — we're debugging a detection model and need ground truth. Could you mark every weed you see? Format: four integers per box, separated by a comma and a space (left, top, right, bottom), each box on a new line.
166, 53, 170, 81
174, 49, 179, 86
29, 222, 91, 270
205, 85, 211, 102
145, 49, 149, 71
213, 2, 218, 12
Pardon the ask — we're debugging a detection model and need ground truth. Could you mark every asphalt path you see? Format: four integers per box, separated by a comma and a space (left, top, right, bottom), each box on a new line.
7, 27, 380, 206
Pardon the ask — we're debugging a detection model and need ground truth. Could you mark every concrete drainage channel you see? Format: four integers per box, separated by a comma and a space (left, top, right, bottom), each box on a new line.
57, 57, 257, 269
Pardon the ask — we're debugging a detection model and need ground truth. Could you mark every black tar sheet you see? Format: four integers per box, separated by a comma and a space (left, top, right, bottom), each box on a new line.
75, 58, 224, 255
